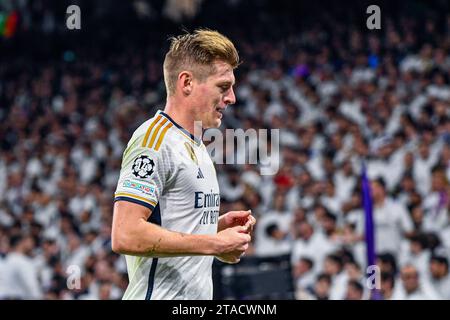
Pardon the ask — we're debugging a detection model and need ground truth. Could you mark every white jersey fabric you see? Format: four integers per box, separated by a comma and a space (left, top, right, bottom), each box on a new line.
114, 110, 220, 300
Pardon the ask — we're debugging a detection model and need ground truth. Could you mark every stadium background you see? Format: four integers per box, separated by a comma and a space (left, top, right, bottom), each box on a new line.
0, 0, 449, 300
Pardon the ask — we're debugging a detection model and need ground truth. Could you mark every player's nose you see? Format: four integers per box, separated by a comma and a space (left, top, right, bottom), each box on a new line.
223, 87, 236, 105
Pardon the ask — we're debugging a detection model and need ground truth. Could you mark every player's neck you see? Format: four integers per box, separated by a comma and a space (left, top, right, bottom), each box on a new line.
163, 100, 202, 140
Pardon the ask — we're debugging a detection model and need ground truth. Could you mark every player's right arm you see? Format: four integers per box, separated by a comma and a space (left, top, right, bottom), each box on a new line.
111, 128, 249, 263
112, 201, 250, 263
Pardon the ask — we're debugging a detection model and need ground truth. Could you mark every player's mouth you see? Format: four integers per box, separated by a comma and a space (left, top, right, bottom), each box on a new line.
215, 107, 224, 119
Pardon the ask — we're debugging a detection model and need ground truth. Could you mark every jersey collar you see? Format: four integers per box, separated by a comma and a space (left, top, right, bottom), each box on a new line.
158, 110, 202, 147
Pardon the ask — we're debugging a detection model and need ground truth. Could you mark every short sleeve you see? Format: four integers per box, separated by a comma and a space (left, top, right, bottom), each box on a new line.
114, 144, 172, 210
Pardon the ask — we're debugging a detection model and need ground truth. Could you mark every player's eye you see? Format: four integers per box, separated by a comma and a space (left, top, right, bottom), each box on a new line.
219, 85, 230, 93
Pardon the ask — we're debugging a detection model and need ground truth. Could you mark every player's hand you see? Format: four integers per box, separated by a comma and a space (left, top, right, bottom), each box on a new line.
218, 210, 256, 234
215, 226, 251, 264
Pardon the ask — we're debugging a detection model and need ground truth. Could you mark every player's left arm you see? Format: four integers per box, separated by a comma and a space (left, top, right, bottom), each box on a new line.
217, 210, 256, 233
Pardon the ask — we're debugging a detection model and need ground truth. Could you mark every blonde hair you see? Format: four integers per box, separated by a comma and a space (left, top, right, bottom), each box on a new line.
163, 29, 240, 96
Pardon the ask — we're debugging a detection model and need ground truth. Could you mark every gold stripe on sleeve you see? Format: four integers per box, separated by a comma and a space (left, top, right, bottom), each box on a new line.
148, 118, 168, 149
142, 115, 162, 147
154, 123, 173, 151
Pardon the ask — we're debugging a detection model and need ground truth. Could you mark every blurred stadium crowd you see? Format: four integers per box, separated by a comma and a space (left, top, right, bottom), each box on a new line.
0, 0, 449, 300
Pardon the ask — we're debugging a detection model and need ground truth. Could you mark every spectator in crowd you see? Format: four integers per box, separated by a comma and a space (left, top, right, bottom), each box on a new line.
399, 233, 431, 277
392, 264, 440, 300
0, 235, 42, 299
427, 255, 450, 299
377, 253, 399, 276
323, 254, 348, 300
255, 192, 293, 256
380, 272, 396, 300
370, 178, 415, 257
345, 280, 364, 300
422, 167, 449, 232
314, 273, 333, 300
291, 221, 336, 275
255, 223, 291, 257
292, 257, 316, 293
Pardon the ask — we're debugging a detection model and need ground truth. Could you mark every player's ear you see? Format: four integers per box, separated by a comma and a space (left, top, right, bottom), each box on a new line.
179, 71, 193, 96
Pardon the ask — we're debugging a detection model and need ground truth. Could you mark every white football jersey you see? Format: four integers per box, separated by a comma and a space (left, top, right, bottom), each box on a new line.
114, 110, 220, 300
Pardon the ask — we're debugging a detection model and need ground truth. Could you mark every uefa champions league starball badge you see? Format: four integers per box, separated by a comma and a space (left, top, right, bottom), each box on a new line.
132, 155, 155, 179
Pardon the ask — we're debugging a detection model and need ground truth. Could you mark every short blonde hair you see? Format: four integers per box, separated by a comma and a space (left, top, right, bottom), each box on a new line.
163, 29, 240, 96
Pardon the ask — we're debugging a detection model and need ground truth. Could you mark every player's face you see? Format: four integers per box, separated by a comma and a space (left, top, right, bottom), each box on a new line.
192, 60, 236, 129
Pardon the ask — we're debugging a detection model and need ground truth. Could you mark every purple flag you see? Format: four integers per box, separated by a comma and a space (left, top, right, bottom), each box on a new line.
361, 163, 381, 299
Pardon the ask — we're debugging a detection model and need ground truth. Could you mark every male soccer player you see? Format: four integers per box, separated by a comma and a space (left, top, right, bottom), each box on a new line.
111, 29, 256, 300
